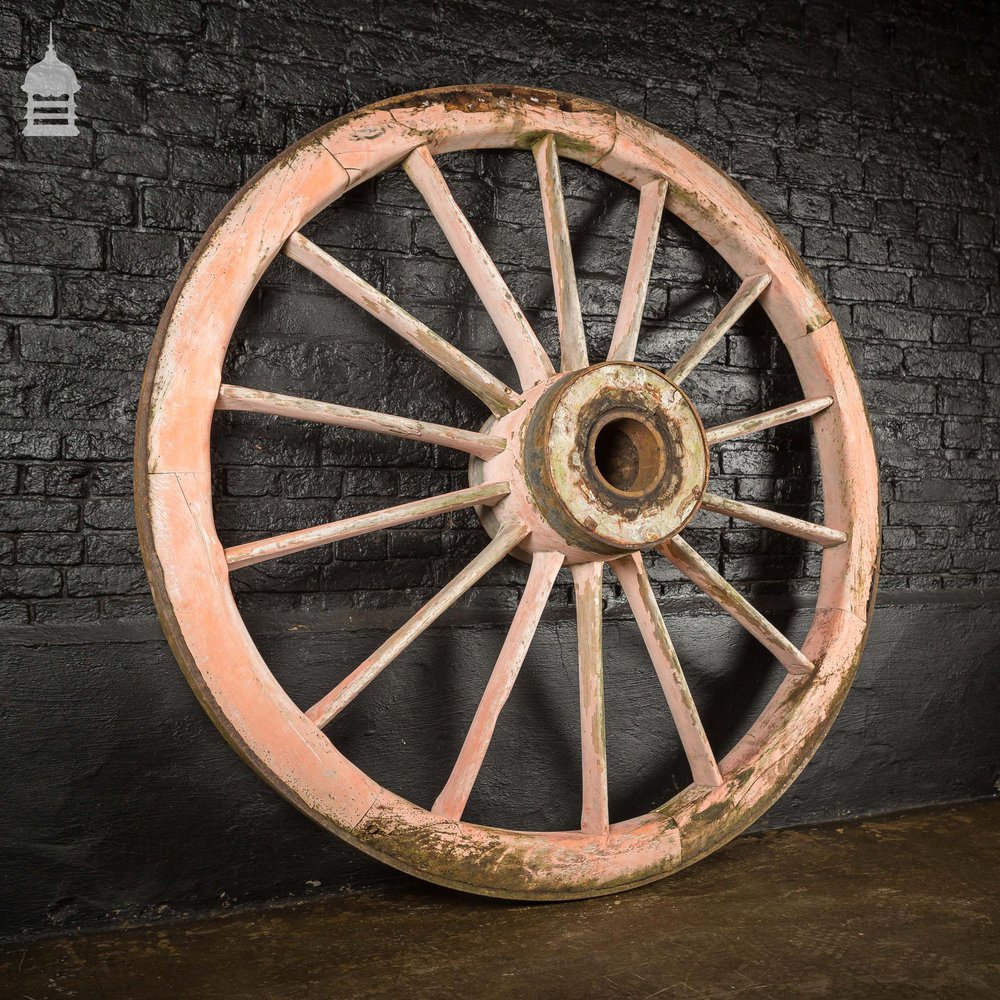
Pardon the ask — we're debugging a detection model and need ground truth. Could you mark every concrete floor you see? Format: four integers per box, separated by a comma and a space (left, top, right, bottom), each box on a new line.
2, 801, 997, 999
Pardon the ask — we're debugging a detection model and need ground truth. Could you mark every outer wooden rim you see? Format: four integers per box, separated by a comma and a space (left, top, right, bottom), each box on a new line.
135, 85, 880, 899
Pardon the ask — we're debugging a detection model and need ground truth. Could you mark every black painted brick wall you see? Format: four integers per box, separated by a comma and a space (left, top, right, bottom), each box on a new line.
1, 0, 998, 625
2, 0, 999, 941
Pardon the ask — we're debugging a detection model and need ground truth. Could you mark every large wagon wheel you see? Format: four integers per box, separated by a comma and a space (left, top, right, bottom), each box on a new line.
135, 86, 879, 900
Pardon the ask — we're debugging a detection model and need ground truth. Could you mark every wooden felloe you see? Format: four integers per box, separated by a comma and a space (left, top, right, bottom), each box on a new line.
135, 86, 880, 900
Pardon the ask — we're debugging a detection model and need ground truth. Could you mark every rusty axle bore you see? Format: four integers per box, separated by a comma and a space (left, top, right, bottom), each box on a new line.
588, 410, 667, 497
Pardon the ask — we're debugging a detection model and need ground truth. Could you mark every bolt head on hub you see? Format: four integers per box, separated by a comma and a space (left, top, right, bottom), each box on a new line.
473, 362, 709, 562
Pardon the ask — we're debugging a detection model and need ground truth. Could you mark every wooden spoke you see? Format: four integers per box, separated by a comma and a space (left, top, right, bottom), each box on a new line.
284, 232, 518, 417
700, 492, 847, 548
705, 396, 833, 446
306, 519, 530, 729
606, 178, 668, 363
403, 145, 554, 389
225, 482, 509, 571
572, 561, 609, 836
433, 551, 564, 820
659, 536, 813, 676
667, 272, 772, 383
533, 135, 587, 371
217, 384, 506, 460
611, 552, 723, 786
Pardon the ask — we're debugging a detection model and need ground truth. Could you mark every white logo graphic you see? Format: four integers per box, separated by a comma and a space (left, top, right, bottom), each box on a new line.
21, 25, 80, 138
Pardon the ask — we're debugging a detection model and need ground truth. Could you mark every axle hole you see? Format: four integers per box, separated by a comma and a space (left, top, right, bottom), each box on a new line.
591, 415, 665, 496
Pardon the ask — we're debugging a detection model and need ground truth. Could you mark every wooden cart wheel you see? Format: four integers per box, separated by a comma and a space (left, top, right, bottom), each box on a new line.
135, 86, 879, 900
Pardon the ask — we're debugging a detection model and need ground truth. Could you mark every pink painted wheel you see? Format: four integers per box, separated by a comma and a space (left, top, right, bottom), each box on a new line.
135, 86, 879, 899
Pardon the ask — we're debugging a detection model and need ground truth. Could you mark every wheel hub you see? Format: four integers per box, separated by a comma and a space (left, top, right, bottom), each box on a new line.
473, 362, 709, 562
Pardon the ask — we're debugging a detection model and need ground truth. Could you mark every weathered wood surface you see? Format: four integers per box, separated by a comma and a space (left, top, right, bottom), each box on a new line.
285, 232, 518, 416
659, 536, 814, 675
533, 134, 587, 372
704, 397, 833, 446
306, 519, 530, 729
573, 561, 610, 837
612, 552, 723, 786
217, 384, 507, 459
607, 178, 667, 363
403, 144, 554, 390
699, 492, 848, 548
785, 320, 879, 621
433, 550, 564, 820
668, 273, 772, 384
225, 482, 510, 571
